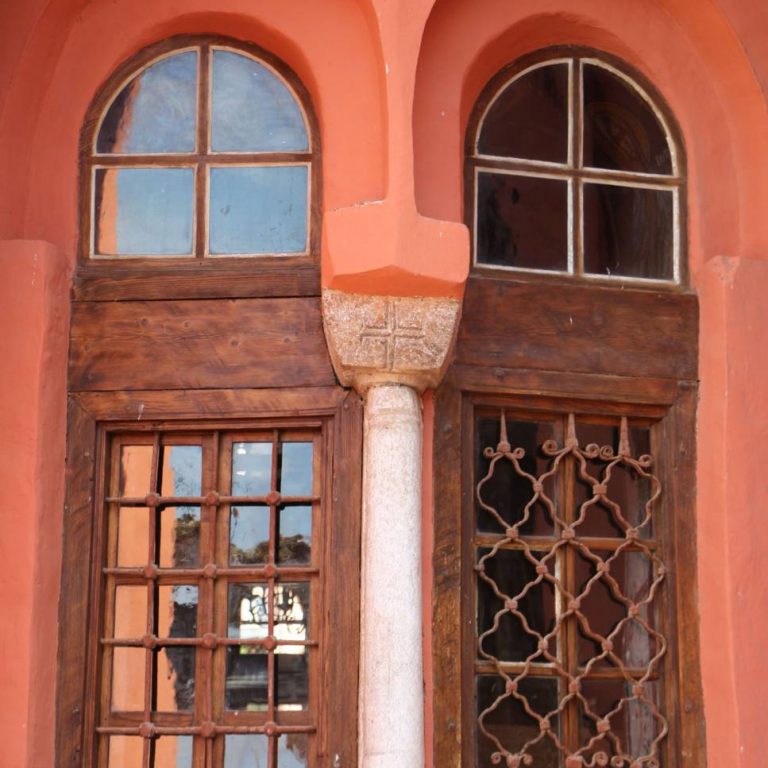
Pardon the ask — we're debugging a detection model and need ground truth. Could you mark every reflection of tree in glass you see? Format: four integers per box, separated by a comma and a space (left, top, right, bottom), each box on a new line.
172, 508, 200, 568
284, 734, 307, 762
229, 534, 310, 566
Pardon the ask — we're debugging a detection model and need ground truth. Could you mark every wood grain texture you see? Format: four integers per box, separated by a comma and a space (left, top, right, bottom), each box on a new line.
69, 297, 335, 391
454, 276, 698, 381
56, 398, 98, 768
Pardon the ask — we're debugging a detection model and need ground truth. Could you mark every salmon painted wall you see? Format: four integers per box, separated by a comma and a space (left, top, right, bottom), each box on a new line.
1, 1, 767, 767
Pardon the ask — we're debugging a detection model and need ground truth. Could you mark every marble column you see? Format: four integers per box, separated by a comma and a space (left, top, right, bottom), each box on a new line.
322, 289, 461, 768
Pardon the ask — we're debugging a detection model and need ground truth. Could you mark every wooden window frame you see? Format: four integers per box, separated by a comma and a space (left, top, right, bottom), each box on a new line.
432, 369, 705, 766
465, 46, 688, 289
56, 387, 362, 768
75, 35, 322, 303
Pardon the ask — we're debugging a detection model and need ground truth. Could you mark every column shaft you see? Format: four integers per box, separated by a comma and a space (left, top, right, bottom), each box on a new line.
358, 384, 424, 768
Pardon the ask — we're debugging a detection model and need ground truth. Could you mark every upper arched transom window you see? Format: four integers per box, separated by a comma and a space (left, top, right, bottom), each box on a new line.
468, 50, 684, 284
83, 38, 316, 260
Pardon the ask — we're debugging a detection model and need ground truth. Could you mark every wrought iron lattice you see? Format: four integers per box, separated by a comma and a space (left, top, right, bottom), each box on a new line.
475, 412, 668, 768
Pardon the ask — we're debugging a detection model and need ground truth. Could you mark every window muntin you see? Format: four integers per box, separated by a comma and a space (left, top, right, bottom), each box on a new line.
472, 408, 667, 767
100, 428, 320, 768
86, 41, 313, 259
469, 53, 682, 283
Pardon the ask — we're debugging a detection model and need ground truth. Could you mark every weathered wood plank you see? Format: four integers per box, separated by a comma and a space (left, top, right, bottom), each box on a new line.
69, 297, 335, 391
454, 276, 698, 381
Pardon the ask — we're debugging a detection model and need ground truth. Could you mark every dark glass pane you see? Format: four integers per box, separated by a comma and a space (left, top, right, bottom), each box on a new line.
477, 548, 556, 662
475, 416, 558, 535
98, 51, 197, 154
573, 422, 654, 538
154, 647, 195, 712
583, 63, 672, 174
478, 63, 569, 163
279, 442, 313, 496
476, 172, 568, 271
224, 735, 269, 767
116, 507, 149, 566
118, 444, 153, 496
160, 445, 202, 496
229, 505, 270, 566
157, 585, 198, 638
211, 50, 308, 152
153, 735, 193, 767
94, 168, 194, 256
274, 582, 310, 643
276, 650, 308, 711
575, 549, 657, 668
209, 166, 309, 254
583, 183, 674, 280
278, 734, 308, 767
108, 736, 144, 766
111, 647, 145, 710
579, 679, 661, 763
158, 506, 201, 568
232, 442, 273, 496
278, 506, 312, 565
225, 646, 268, 710
476, 676, 560, 766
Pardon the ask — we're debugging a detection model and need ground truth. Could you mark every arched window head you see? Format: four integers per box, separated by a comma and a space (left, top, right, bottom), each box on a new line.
83, 38, 317, 260
468, 50, 684, 284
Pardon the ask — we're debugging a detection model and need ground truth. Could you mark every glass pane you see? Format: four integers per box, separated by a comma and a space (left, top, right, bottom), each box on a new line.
583, 183, 674, 280
274, 582, 310, 644
583, 63, 672, 174
225, 646, 268, 711
228, 583, 269, 640
114, 585, 147, 638
158, 506, 201, 568
475, 416, 558, 535
478, 63, 569, 163
280, 442, 313, 496
278, 734, 308, 767
575, 549, 657, 668
157, 585, 198, 638
476, 548, 556, 662
232, 442, 273, 496
476, 675, 560, 766
94, 167, 194, 256
276, 650, 308, 711
155, 647, 195, 712
224, 734, 269, 767
476, 172, 568, 271
278, 506, 312, 565
209, 166, 308, 254
579, 679, 661, 763
118, 444, 154, 496
98, 50, 197, 154
154, 735, 194, 768
574, 422, 654, 538
108, 735, 144, 766
211, 50, 308, 152
111, 647, 145, 710
230, 505, 270, 566
116, 507, 149, 566
160, 445, 202, 496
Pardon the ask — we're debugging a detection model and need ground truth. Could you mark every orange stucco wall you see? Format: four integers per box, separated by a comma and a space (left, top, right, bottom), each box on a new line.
1, 2, 767, 767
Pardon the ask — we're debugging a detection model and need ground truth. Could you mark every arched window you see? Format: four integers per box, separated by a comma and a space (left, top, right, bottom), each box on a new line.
82, 38, 317, 261
467, 50, 684, 283
433, 48, 702, 768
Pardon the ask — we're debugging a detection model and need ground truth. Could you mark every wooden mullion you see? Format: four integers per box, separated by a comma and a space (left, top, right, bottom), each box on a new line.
195, 44, 210, 259
470, 157, 679, 187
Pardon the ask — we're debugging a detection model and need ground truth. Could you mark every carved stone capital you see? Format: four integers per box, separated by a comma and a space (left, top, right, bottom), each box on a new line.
322, 289, 462, 392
